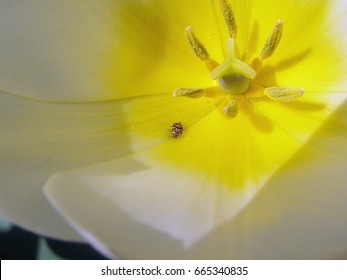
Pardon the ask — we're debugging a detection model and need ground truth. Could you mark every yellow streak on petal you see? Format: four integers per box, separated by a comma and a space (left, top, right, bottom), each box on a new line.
251, 0, 347, 92
125, 94, 221, 151
148, 103, 301, 192
134, 88, 347, 195
252, 92, 347, 144
100, 0, 224, 99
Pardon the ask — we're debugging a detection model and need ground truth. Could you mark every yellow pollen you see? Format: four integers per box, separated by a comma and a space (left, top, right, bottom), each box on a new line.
264, 87, 304, 102
259, 20, 283, 60
173, 88, 206, 98
185, 26, 210, 61
219, 0, 237, 38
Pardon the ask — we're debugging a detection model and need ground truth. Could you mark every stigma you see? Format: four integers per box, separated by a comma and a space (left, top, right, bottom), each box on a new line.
173, 0, 304, 119
210, 38, 256, 95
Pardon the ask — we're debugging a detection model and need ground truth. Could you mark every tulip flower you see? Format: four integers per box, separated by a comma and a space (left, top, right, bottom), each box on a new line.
0, 0, 347, 259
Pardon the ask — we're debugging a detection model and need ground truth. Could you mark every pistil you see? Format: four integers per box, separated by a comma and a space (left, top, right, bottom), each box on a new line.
173, 0, 304, 121
210, 38, 255, 94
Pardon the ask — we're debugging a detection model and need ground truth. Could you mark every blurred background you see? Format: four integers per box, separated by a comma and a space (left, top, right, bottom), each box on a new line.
0, 214, 106, 260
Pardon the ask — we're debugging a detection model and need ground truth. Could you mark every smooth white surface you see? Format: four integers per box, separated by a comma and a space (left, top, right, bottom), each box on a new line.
2, 260, 347, 280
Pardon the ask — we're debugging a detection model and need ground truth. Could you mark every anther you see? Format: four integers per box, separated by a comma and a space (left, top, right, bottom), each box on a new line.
173, 88, 206, 98
219, 0, 237, 38
185, 26, 210, 61
223, 99, 238, 118
259, 20, 283, 60
264, 87, 304, 102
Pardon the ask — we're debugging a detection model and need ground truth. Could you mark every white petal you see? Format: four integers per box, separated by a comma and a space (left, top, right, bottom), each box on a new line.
0, 92, 131, 240
0, 0, 116, 101
0, 0, 221, 101
225, 149, 347, 259
0, 91, 217, 240
44, 154, 259, 259
44, 102, 347, 259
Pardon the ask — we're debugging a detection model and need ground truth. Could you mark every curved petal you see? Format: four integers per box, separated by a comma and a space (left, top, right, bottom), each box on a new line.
43, 152, 262, 259
252, 92, 347, 145
0, 0, 118, 101
42, 95, 347, 258
0, 92, 129, 239
2, 0, 347, 259
0, 0, 223, 102
100, 0, 224, 99
0, 91, 217, 239
125, 94, 220, 150
44, 117, 347, 259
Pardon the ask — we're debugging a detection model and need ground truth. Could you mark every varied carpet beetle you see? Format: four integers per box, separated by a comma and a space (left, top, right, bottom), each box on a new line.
171, 122, 183, 138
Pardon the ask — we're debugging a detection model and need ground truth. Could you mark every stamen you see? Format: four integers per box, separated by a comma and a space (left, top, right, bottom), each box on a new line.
219, 0, 237, 38
173, 88, 206, 98
185, 26, 210, 61
223, 99, 238, 118
264, 87, 304, 102
259, 20, 283, 60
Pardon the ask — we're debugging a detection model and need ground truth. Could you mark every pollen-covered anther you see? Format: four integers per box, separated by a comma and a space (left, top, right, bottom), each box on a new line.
223, 99, 238, 118
173, 88, 206, 98
185, 26, 210, 61
219, 0, 237, 38
264, 87, 304, 102
259, 20, 283, 60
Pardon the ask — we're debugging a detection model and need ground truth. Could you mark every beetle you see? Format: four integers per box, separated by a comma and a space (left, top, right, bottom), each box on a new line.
171, 122, 183, 138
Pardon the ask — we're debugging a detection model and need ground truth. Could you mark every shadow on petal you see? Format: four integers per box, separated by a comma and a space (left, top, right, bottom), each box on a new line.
44, 100, 347, 259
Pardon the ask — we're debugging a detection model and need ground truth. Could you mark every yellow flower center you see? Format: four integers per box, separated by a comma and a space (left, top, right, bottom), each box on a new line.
173, 0, 304, 120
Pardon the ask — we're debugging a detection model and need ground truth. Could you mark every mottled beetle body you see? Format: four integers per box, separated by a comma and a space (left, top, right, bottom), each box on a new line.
171, 122, 183, 138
